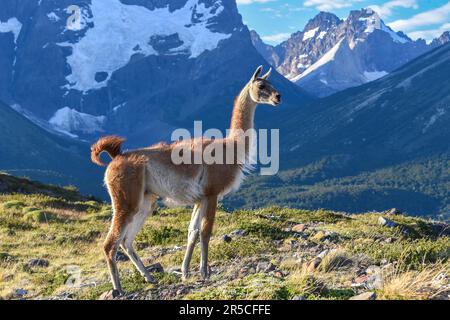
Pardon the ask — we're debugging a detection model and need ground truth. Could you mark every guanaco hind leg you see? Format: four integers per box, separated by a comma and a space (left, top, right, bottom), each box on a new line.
120, 196, 157, 284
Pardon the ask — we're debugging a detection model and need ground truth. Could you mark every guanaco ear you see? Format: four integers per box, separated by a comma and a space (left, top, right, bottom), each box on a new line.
251, 65, 263, 81
261, 67, 272, 80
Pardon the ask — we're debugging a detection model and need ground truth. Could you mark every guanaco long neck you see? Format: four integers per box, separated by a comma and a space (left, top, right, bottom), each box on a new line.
229, 83, 257, 137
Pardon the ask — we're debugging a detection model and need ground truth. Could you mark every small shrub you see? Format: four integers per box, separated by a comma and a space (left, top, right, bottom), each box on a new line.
240, 222, 289, 240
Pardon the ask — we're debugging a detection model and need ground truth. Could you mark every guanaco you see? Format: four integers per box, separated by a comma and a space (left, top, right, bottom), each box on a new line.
91, 66, 281, 296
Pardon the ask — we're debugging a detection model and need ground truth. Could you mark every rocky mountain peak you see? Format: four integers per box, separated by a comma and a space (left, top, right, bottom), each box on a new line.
304, 11, 342, 32
346, 8, 383, 34
432, 31, 450, 46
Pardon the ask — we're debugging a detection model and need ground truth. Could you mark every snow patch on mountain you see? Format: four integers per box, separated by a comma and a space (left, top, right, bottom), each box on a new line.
317, 31, 327, 40
381, 24, 409, 44
360, 14, 408, 44
59, 0, 231, 92
0, 18, 22, 43
364, 70, 388, 81
290, 39, 343, 82
303, 27, 319, 41
49, 107, 106, 135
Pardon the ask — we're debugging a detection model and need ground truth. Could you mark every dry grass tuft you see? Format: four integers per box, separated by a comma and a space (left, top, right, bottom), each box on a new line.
287, 269, 326, 296
378, 262, 450, 300
319, 249, 353, 272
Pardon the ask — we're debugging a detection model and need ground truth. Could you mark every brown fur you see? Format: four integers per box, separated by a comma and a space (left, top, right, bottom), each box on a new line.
90, 136, 126, 166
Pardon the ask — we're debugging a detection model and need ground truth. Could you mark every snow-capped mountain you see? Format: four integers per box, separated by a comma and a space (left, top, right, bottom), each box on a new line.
0, 0, 309, 145
253, 8, 449, 97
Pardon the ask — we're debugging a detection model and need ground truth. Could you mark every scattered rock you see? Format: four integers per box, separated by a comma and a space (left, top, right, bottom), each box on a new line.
256, 261, 276, 273
176, 286, 190, 296
349, 291, 376, 300
14, 288, 28, 297
387, 208, 402, 216
274, 270, 285, 278
230, 229, 246, 237
99, 290, 121, 300
222, 235, 232, 243
264, 263, 277, 273
366, 265, 381, 275
317, 249, 330, 259
0, 252, 15, 263
115, 251, 129, 262
353, 275, 383, 290
292, 224, 307, 233
147, 263, 164, 273
304, 257, 322, 273
51, 292, 75, 300
353, 275, 370, 286
292, 295, 307, 300
24, 258, 49, 271
167, 267, 182, 276
378, 217, 397, 228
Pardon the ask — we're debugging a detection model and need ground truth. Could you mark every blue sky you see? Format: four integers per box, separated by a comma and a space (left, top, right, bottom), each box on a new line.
237, 0, 450, 44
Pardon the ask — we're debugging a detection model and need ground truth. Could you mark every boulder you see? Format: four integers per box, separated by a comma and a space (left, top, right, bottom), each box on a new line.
378, 217, 397, 228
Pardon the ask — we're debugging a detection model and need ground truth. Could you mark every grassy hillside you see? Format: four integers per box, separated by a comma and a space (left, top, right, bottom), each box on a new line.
0, 175, 449, 300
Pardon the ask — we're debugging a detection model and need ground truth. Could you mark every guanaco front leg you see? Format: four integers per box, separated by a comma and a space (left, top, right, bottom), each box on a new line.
182, 203, 202, 279
200, 196, 217, 280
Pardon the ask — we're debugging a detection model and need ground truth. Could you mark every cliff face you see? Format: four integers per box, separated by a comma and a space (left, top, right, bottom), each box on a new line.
0, 0, 309, 145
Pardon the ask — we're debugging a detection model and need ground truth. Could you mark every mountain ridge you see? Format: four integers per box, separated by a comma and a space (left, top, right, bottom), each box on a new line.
252, 8, 449, 96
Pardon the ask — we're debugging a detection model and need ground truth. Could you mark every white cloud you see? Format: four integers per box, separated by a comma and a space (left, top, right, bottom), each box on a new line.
237, 0, 275, 5
261, 32, 291, 44
389, 2, 450, 31
368, 0, 418, 18
408, 23, 450, 42
303, 0, 362, 11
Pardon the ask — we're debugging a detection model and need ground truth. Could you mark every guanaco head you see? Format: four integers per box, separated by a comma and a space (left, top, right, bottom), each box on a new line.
248, 65, 281, 106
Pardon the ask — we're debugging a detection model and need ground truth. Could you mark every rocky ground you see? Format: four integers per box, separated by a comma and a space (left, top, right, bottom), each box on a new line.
0, 174, 449, 300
